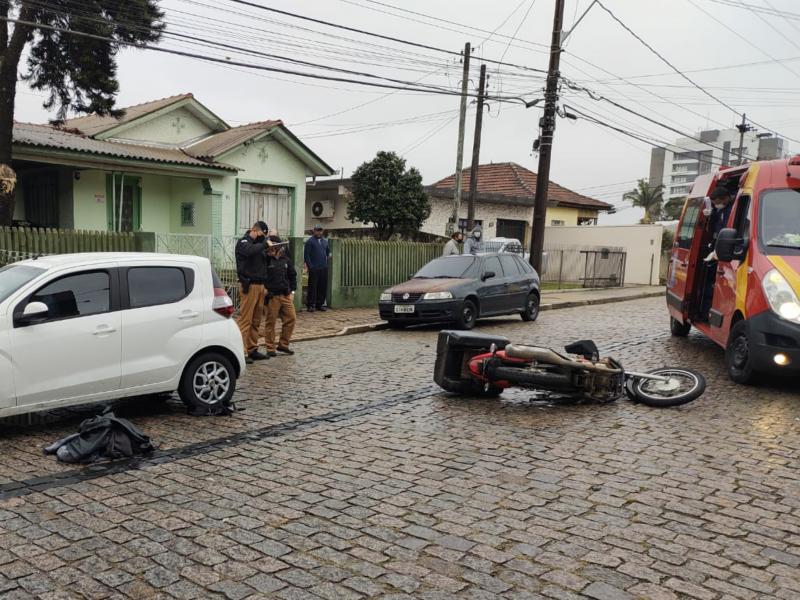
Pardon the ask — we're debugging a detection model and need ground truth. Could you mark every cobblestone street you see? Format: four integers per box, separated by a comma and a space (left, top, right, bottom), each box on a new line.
1, 297, 799, 599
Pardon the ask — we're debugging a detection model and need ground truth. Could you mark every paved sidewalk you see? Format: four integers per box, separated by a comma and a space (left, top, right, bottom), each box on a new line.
277, 285, 664, 343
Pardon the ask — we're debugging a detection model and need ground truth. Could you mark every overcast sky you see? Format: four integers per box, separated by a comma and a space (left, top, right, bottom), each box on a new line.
13, 0, 800, 224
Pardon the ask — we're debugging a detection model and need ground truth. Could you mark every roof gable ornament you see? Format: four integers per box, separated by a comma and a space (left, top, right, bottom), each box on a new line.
171, 116, 186, 134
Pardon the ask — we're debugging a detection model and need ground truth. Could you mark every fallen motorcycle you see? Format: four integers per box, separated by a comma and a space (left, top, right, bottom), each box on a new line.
434, 331, 705, 407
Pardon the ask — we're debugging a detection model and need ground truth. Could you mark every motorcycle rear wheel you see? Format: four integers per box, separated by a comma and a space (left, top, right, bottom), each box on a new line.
628, 367, 705, 407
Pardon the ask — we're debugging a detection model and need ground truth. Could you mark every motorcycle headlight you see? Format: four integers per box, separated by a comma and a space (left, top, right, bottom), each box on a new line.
762, 269, 800, 323
422, 291, 453, 300
379, 292, 392, 301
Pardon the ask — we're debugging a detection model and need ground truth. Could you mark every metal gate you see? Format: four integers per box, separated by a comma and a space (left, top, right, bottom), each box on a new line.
580, 248, 626, 288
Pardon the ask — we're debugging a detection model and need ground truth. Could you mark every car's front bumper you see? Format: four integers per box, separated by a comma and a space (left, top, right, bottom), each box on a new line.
747, 310, 800, 374
379, 300, 461, 323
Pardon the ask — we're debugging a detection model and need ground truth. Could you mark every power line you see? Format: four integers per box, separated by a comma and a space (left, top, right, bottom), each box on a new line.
593, 0, 800, 145
1, 15, 535, 105
224, 0, 548, 74
565, 80, 758, 160
684, 0, 800, 79
594, 1, 743, 118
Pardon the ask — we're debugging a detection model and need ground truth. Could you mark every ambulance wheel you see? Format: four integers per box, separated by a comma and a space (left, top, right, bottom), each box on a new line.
726, 321, 757, 385
670, 317, 691, 337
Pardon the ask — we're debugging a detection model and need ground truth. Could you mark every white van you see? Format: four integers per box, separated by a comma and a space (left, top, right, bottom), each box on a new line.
0, 253, 245, 418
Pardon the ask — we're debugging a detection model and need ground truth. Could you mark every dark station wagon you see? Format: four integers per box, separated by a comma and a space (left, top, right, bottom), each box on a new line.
378, 253, 540, 329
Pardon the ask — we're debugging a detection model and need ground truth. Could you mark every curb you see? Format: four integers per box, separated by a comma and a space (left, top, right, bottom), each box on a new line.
293, 289, 665, 343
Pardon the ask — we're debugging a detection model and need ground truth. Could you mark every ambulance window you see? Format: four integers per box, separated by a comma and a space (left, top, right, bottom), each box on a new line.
733, 195, 751, 236
677, 203, 701, 249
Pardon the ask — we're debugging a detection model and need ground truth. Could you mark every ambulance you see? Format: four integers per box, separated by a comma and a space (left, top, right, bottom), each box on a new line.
667, 157, 800, 383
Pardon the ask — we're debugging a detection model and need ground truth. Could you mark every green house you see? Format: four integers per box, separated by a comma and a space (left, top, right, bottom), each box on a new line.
10, 93, 334, 237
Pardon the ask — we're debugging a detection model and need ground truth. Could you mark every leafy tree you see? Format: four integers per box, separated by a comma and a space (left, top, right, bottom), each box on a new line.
663, 196, 686, 221
348, 151, 431, 240
623, 179, 664, 224
0, 1, 165, 225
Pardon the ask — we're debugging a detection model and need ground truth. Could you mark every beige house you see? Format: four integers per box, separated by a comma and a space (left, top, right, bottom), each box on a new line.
425, 162, 613, 244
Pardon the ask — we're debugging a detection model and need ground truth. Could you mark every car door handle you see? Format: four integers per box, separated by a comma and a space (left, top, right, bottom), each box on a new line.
179, 310, 200, 320
93, 325, 117, 336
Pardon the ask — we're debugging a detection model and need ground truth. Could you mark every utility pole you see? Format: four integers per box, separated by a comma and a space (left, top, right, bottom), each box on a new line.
467, 64, 487, 232
735, 113, 753, 166
529, 0, 566, 272
451, 42, 471, 236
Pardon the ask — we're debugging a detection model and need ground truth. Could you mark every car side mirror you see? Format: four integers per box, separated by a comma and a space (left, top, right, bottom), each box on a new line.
715, 228, 744, 262
482, 271, 496, 281
16, 301, 49, 326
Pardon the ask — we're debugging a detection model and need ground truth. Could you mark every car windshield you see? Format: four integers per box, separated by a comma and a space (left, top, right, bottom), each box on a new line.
760, 189, 800, 253
414, 256, 477, 279
0, 264, 46, 304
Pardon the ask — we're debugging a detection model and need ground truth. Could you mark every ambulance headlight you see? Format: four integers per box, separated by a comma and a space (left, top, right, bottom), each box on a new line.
762, 269, 800, 323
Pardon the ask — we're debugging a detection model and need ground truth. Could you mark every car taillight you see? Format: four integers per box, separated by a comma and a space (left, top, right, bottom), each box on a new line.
212, 287, 235, 318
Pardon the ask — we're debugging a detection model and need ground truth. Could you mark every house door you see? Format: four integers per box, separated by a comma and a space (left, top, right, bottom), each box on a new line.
239, 183, 292, 235
496, 219, 527, 242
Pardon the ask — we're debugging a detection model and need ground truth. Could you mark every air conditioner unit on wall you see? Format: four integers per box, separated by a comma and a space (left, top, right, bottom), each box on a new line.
311, 200, 335, 219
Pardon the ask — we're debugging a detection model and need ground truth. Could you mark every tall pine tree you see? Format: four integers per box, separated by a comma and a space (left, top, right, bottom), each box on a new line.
0, 1, 164, 225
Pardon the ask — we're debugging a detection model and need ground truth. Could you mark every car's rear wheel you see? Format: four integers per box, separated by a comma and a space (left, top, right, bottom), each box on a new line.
455, 299, 478, 330
521, 291, 540, 322
179, 352, 236, 414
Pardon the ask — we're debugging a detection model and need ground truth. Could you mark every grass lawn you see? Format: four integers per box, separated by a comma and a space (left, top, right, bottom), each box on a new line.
540, 282, 583, 291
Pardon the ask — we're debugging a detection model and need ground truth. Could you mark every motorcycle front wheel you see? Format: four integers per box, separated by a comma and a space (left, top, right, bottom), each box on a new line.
626, 368, 706, 407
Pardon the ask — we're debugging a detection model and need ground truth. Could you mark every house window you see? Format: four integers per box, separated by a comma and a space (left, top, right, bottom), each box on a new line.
577, 217, 597, 226
551, 220, 565, 226
239, 183, 292, 234
181, 202, 195, 227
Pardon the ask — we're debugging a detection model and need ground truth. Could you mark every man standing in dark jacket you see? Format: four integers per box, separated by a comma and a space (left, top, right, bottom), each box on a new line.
235, 221, 269, 363
304, 224, 331, 312
263, 236, 297, 356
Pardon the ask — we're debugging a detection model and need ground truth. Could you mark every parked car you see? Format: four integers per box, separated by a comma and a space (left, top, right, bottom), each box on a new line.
485, 237, 525, 256
0, 253, 245, 419
378, 253, 540, 329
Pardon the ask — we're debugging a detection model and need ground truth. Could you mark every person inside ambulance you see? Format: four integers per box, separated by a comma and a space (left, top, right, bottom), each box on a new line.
698, 185, 735, 320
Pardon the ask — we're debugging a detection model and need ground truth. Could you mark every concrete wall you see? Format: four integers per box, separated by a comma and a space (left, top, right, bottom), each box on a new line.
305, 184, 369, 231
72, 170, 109, 230
138, 174, 171, 234
169, 177, 210, 234
544, 224, 664, 285
112, 107, 212, 146
422, 197, 592, 241
422, 197, 533, 239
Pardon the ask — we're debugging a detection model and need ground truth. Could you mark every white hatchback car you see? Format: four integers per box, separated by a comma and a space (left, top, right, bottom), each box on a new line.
0, 253, 245, 418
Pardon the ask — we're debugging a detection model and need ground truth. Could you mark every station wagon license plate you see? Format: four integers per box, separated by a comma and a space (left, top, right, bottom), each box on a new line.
394, 305, 415, 314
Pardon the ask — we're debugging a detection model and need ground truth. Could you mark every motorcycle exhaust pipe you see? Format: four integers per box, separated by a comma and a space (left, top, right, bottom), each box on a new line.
489, 366, 574, 390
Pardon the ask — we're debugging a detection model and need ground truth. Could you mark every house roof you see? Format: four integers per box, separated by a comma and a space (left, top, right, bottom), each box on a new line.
12, 122, 237, 172
184, 120, 282, 159
60, 93, 194, 137
427, 162, 612, 210
184, 120, 335, 176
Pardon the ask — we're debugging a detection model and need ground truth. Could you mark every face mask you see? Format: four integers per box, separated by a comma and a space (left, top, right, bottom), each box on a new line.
714, 203, 725, 209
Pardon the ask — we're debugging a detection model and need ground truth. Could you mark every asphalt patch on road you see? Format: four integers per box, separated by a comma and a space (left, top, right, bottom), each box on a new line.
0, 385, 441, 501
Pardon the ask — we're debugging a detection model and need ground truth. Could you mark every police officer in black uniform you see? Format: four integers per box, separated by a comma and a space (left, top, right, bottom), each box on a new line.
235, 221, 269, 363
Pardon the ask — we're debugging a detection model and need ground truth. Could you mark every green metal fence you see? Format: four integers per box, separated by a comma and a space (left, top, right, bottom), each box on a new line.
328, 238, 442, 308
0, 226, 135, 256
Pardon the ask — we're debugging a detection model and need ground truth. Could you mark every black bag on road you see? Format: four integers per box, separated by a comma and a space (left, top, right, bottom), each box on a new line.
44, 410, 155, 464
